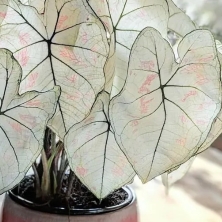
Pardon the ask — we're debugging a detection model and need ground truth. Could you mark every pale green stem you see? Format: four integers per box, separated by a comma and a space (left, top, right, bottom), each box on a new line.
53, 141, 63, 178
41, 149, 51, 200
57, 148, 66, 181
51, 131, 56, 152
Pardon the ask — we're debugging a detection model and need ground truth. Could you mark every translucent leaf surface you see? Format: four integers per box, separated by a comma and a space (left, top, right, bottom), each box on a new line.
20, 0, 45, 13
196, 40, 222, 153
167, 0, 198, 37
161, 156, 195, 190
87, 0, 115, 92
0, 0, 109, 139
110, 28, 221, 183
88, 0, 169, 96
0, 49, 59, 193
0, 2, 7, 25
65, 92, 135, 198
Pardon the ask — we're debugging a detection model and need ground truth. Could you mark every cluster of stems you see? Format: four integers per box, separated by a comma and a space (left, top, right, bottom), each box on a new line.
32, 128, 75, 201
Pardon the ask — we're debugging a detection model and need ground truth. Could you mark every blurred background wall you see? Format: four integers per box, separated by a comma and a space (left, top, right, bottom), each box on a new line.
173, 0, 222, 40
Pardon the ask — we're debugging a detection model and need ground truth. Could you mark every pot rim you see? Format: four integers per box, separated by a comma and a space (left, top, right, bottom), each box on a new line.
8, 186, 136, 215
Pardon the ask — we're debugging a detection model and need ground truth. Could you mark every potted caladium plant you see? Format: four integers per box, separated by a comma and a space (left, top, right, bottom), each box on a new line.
0, 0, 222, 221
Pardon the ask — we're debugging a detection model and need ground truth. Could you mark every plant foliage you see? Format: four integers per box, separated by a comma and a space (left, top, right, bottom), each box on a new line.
0, 0, 221, 199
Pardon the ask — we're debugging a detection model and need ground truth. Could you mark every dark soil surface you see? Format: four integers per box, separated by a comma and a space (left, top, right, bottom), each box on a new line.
12, 175, 128, 211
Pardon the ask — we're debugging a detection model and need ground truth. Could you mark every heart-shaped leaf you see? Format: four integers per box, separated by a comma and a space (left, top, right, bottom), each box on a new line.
0, 0, 109, 139
65, 92, 135, 198
88, 0, 169, 96
0, 49, 59, 193
110, 28, 221, 182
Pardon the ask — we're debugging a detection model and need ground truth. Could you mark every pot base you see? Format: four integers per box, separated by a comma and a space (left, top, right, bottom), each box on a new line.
2, 186, 138, 222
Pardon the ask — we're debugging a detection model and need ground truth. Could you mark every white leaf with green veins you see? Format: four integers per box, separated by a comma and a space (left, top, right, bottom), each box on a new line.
166, 0, 198, 37
87, 0, 115, 93
65, 92, 135, 199
88, 0, 169, 96
0, 49, 59, 194
110, 28, 221, 183
0, 0, 109, 139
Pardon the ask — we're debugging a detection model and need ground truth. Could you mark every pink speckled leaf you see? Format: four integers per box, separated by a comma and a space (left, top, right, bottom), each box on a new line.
65, 92, 135, 198
0, 0, 108, 139
0, 2, 7, 25
0, 49, 59, 194
88, 0, 169, 96
196, 40, 222, 153
110, 28, 221, 183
